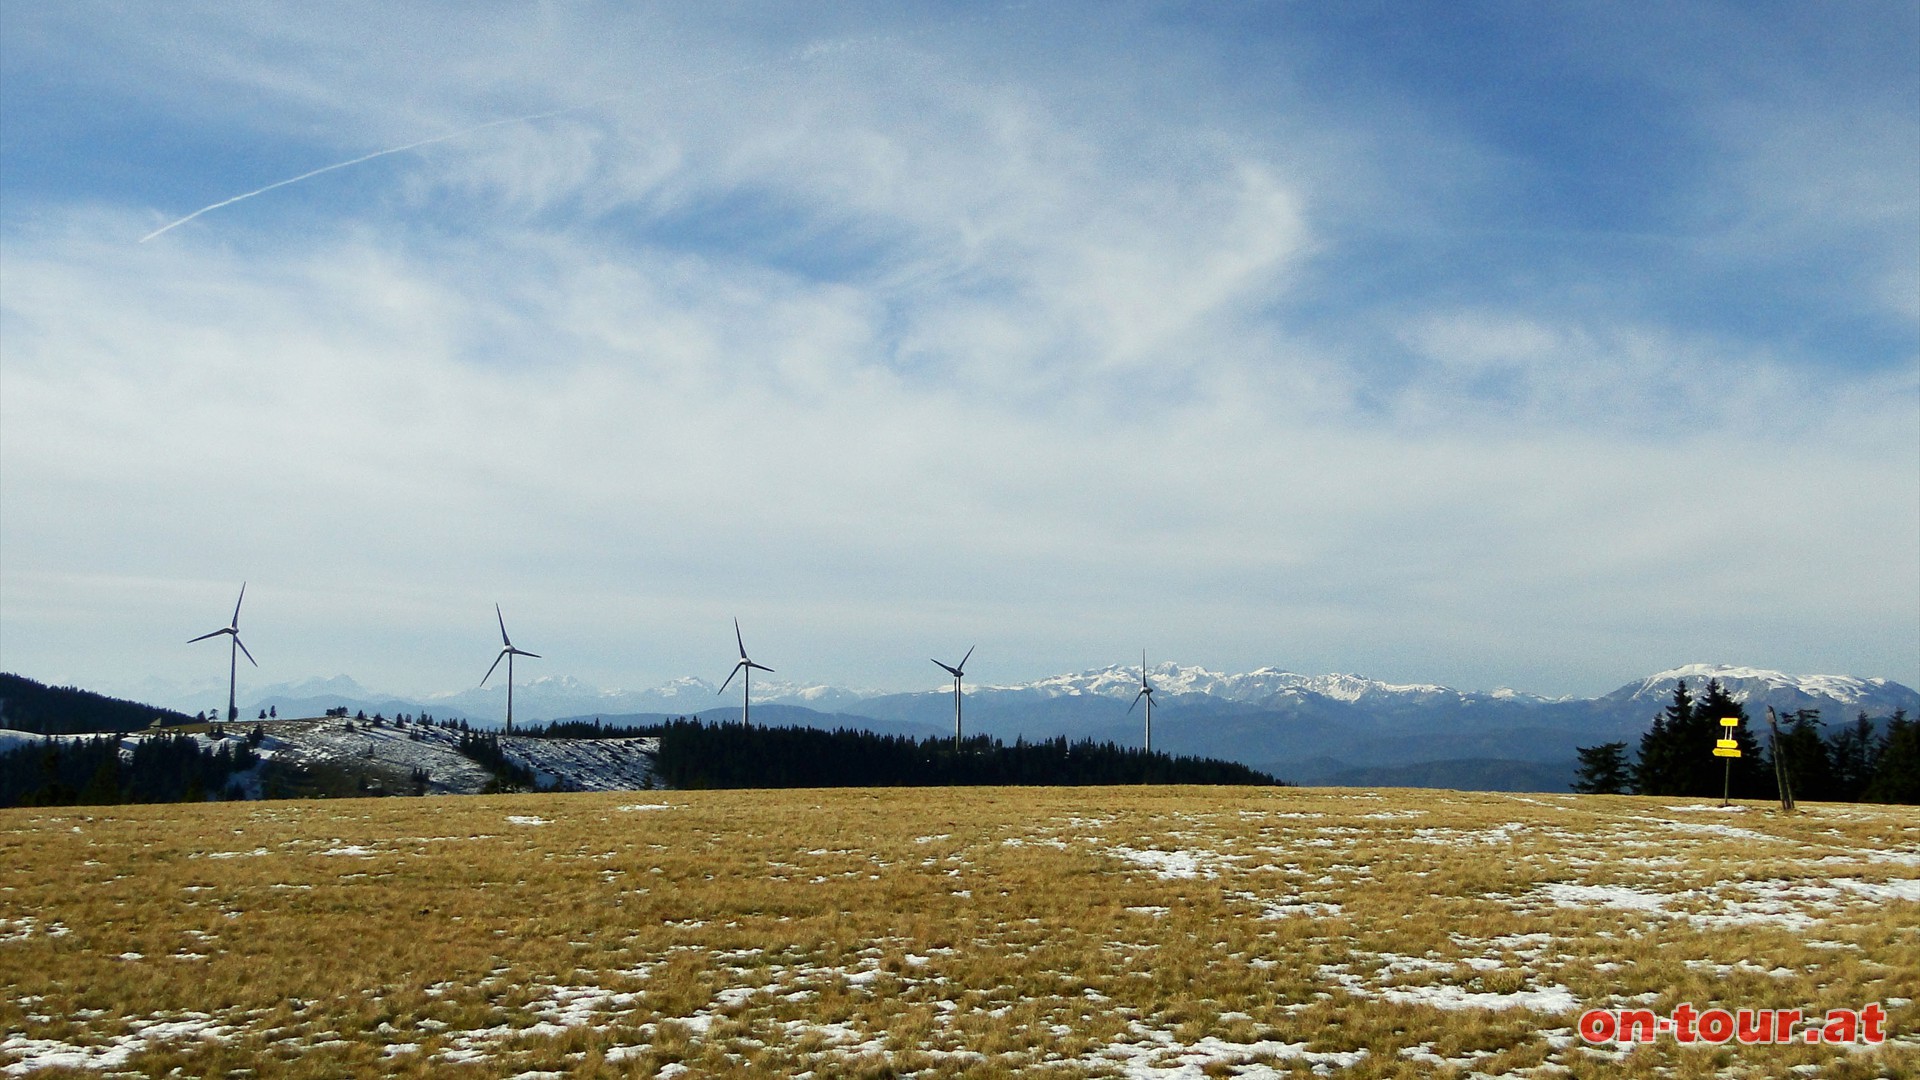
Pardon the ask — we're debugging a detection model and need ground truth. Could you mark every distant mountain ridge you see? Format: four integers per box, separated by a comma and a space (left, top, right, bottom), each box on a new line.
67, 663, 1916, 795
1604, 664, 1913, 712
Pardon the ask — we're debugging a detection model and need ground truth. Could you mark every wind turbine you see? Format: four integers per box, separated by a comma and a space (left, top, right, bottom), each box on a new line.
718, 619, 773, 727
481, 605, 540, 733
932, 646, 974, 749
188, 583, 256, 723
1128, 650, 1157, 752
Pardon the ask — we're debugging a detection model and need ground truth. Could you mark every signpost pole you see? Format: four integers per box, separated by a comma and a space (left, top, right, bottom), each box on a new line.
1713, 714, 1742, 808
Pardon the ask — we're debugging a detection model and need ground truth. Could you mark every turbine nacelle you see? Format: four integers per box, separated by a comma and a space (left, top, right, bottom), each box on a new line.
718, 657, 774, 694
187, 582, 257, 666
932, 645, 974, 681
481, 606, 542, 685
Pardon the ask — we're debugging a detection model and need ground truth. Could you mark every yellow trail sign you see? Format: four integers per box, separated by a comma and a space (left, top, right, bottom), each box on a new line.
1713, 747, 1742, 758
1719, 716, 1740, 727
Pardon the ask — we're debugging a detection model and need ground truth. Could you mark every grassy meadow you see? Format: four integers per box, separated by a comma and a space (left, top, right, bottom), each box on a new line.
1, 786, 1915, 1078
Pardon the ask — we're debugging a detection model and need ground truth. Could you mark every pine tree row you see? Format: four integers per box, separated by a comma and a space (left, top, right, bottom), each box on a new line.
1573, 679, 1918, 803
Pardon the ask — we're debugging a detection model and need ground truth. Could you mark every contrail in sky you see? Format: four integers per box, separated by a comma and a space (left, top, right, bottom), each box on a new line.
137, 104, 609, 243
135, 13, 992, 244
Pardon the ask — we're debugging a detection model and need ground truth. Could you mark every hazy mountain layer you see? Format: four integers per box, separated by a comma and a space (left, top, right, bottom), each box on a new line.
211, 663, 1919, 794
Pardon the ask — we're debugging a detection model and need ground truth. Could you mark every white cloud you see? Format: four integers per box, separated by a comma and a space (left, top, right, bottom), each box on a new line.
1, 3, 1914, 700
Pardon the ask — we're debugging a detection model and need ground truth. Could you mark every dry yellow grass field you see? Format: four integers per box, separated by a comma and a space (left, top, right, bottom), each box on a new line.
1, 786, 1915, 1078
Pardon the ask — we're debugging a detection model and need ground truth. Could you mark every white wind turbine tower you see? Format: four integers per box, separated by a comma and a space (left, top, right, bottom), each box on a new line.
481, 605, 540, 733
188, 583, 256, 723
718, 619, 774, 727
1128, 651, 1158, 752
932, 646, 974, 749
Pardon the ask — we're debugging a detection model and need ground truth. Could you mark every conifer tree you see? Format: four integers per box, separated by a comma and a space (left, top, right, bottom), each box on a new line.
1572, 742, 1630, 794
1773, 709, 1835, 801
1631, 681, 1695, 795
1863, 710, 1918, 804
1827, 713, 1881, 801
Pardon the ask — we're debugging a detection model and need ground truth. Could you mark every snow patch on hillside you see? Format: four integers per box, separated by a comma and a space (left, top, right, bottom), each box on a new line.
0, 720, 661, 799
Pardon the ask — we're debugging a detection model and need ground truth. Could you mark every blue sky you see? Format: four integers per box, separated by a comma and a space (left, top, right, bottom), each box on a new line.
1, 1, 1915, 703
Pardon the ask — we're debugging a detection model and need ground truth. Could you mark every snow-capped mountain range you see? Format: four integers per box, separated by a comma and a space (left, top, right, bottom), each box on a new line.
1607, 664, 1908, 709
235, 662, 1914, 729
33, 662, 1917, 793
1009, 664, 1516, 706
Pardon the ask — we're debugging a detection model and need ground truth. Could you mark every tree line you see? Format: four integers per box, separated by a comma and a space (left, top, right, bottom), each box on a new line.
0, 673, 193, 735
553, 718, 1284, 789
1574, 679, 1917, 803
0, 730, 262, 807
454, 731, 539, 792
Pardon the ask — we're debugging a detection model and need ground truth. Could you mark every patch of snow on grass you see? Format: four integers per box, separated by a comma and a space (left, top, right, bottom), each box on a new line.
0, 917, 69, 942
430, 977, 647, 1064
505, 815, 551, 826
1660, 820, 1781, 843
1382, 982, 1576, 1013
1, 1015, 234, 1076
1107, 845, 1241, 879
1410, 823, 1525, 845
1526, 875, 1906, 931
1260, 901, 1342, 919
1834, 877, 1920, 903
1537, 883, 1672, 912
1077, 1021, 1368, 1077
1320, 961, 1576, 1014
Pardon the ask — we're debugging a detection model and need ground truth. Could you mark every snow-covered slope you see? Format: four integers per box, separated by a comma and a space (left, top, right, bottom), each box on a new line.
2, 720, 660, 799
229, 719, 657, 796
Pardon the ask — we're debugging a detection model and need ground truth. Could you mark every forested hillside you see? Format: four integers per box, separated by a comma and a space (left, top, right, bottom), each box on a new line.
0, 731, 261, 806
605, 719, 1281, 788
0, 673, 193, 735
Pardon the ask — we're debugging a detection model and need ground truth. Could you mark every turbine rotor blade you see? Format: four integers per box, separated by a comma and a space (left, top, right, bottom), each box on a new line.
187, 628, 228, 644
510, 648, 540, 658
933, 659, 962, 678
734, 618, 747, 659
234, 636, 258, 667
958, 645, 975, 671
746, 661, 774, 673
1128, 688, 1146, 714
496, 604, 511, 647
232, 582, 247, 628
481, 649, 507, 686
719, 661, 745, 694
